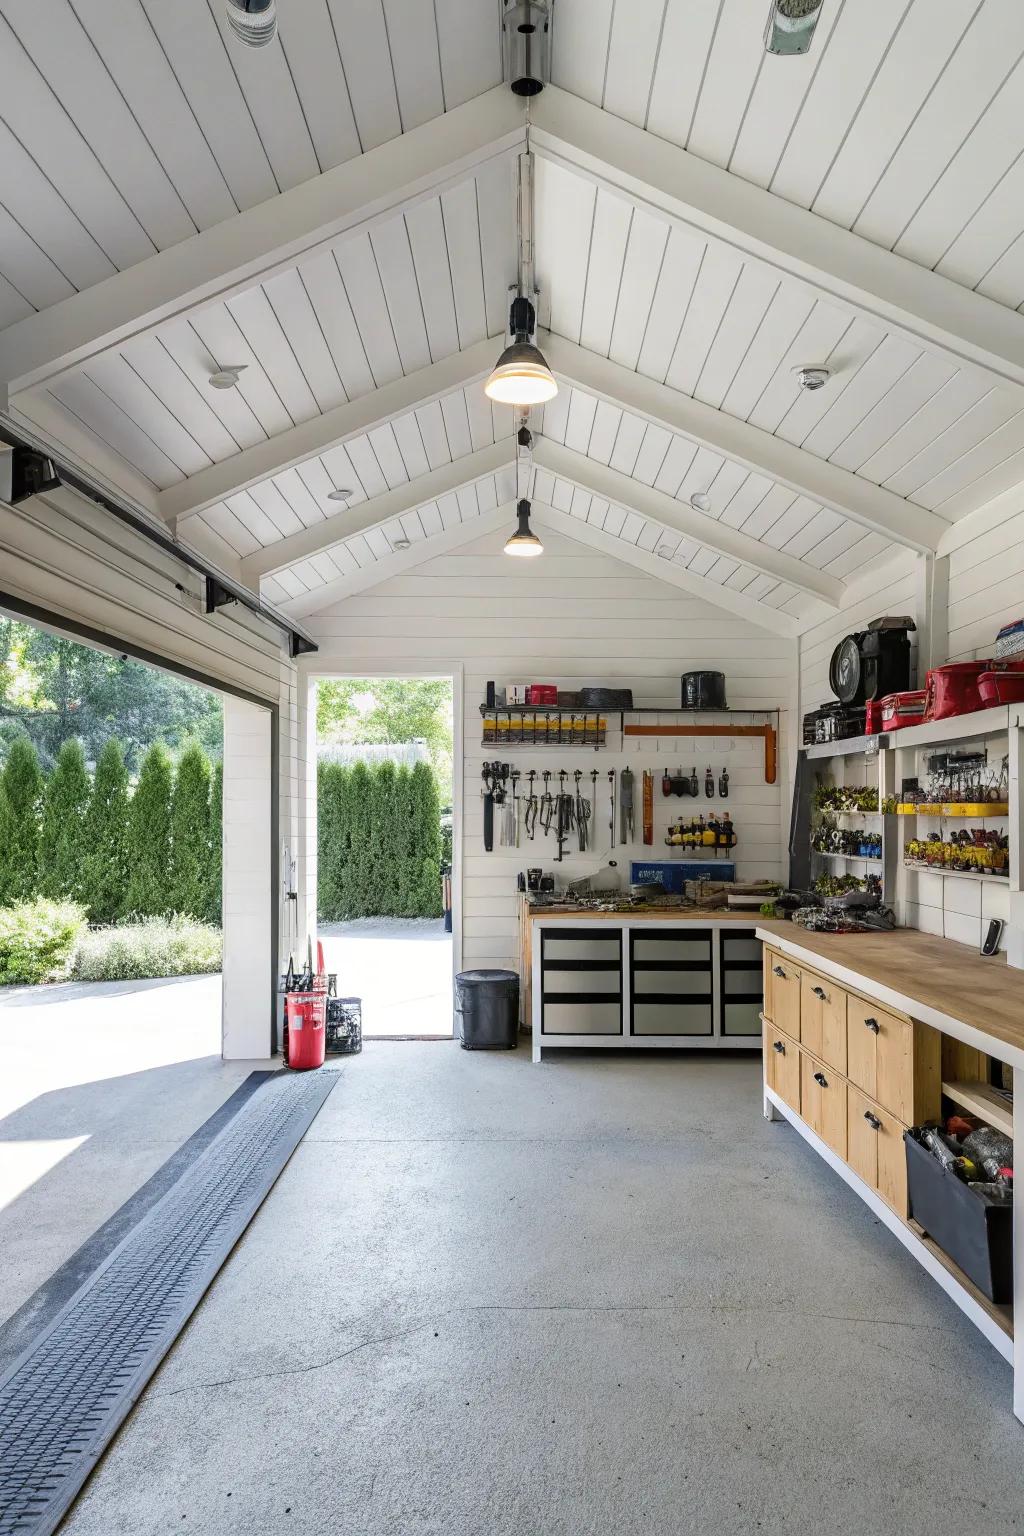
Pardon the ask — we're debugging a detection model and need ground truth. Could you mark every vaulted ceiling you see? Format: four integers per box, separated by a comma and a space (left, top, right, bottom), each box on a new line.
3, 0, 1024, 640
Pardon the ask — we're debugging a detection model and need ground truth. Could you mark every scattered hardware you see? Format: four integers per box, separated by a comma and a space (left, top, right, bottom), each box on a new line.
813, 783, 879, 814
904, 827, 1009, 876
896, 751, 1009, 813
811, 817, 882, 861
665, 813, 736, 854
325, 996, 362, 1055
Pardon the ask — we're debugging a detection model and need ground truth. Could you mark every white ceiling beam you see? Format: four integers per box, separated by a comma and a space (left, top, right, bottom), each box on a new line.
235, 440, 514, 580
544, 336, 944, 554
277, 503, 514, 618
162, 338, 498, 524
530, 503, 798, 640
0, 87, 525, 401
533, 437, 842, 609
531, 86, 1024, 396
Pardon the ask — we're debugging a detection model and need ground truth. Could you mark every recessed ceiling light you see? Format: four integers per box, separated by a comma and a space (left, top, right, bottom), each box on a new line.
690, 491, 711, 514
793, 365, 830, 391
327, 488, 353, 502
208, 364, 246, 389
656, 546, 673, 559
392, 537, 411, 551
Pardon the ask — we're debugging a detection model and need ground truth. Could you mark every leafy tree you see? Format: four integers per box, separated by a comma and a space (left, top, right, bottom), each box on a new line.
126, 744, 173, 916
317, 677, 453, 801
410, 761, 442, 917
39, 738, 91, 901
207, 759, 223, 925
82, 739, 131, 925
0, 737, 44, 903
169, 744, 211, 918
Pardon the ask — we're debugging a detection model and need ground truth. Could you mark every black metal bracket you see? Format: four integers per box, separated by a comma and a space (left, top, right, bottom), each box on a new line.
204, 574, 237, 614
9, 445, 61, 504
289, 631, 319, 659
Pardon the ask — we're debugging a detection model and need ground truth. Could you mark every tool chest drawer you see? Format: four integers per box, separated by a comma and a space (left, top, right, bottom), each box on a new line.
720, 932, 763, 1037
846, 1085, 909, 1218
633, 1001, 713, 1036
542, 1001, 621, 1035
763, 1022, 799, 1112
799, 969, 847, 1074
763, 949, 801, 1039
799, 1051, 847, 1160
845, 1001, 940, 1125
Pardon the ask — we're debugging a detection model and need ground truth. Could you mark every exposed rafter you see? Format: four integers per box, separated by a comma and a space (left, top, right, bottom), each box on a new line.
530, 504, 799, 640
0, 87, 525, 402
162, 340, 499, 525
544, 337, 944, 554
530, 87, 1024, 396
235, 441, 514, 581
277, 503, 514, 618
533, 438, 842, 608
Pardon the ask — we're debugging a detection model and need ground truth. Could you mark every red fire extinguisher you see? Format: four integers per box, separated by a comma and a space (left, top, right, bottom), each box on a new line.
284, 941, 327, 1070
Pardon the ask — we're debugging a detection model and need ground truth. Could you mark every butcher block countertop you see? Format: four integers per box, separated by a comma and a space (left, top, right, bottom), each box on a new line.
756, 922, 1024, 1064
527, 906, 767, 921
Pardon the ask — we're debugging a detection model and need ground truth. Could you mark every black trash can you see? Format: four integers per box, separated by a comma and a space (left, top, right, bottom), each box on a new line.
455, 969, 519, 1050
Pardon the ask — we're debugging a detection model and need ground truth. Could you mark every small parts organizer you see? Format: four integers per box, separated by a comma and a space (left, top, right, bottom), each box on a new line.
899, 749, 1010, 878
481, 708, 607, 747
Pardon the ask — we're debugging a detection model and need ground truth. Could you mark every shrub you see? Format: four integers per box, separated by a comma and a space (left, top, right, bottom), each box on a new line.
38, 738, 91, 901
72, 915, 222, 982
207, 758, 223, 925
409, 761, 442, 918
0, 738, 44, 904
82, 739, 131, 925
317, 757, 443, 920
125, 743, 173, 916
168, 743, 211, 919
0, 898, 87, 985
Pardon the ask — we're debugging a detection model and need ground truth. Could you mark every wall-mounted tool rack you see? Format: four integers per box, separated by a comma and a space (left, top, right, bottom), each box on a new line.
622, 711, 779, 785
480, 706, 608, 748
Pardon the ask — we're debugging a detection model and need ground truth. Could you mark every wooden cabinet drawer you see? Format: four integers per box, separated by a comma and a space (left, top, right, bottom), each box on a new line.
764, 950, 801, 1039
800, 1052, 846, 1160
847, 1085, 908, 1218
799, 969, 847, 1073
846, 1001, 940, 1125
764, 1021, 799, 1112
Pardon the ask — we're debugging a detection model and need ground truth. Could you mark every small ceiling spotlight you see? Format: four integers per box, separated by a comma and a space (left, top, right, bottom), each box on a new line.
208, 364, 247, 389
504, 497, 544, 558
327, 488, 354, 502
690, 491, 711, 514
485, 295, 557, 407
226, 0, 277, 47
392, 536, 411, 551
793, 365, 831, 391
656, 546, 674, 560
764, 0, 824, 56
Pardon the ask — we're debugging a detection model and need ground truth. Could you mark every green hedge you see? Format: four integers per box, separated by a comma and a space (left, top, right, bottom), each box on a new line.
0, 898, 87, 985
73, 916, 222, 981
318, 758, 442, 920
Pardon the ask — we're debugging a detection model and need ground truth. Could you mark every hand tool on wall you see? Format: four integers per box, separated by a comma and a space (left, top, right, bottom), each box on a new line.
590, 769, 598, 837
573, 770, 590, 851
555, 771, 575, 862
608, 769, 617, 850
662, 767, 673, 798
689, 765, 699, 797
704, 766, 715, 798
642, 770, 653, 845
482, 764, 496, 852
524, 770, 538, 839
539, 770, 555, 837
718, 766, 729, 798
620, 766, 634, 844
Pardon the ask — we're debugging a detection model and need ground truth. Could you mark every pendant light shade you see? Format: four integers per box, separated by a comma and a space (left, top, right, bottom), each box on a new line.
504, 498, 544, 558
485, 296, 558, 407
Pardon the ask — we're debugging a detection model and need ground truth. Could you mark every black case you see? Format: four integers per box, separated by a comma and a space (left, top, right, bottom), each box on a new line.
904, 1131, 1013, 1302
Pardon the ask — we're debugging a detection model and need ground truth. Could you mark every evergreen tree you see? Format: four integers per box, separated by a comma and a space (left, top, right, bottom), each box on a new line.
125, 743, 173, 916
410, 761, 442, 917
82, 738, 131, 924
333, 766, 354, 919
317, 762, 342, 921
38, 738, 91, 901
393, 765, 414, 917
0, 737, 43, 903
346, 761, 373, 917
207, 759, 223, 925
168, 744, 211, 918
371, 760, 399, 917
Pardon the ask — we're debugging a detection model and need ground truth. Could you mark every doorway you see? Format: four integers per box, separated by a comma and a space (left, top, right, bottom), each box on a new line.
314, 674, 457, 1039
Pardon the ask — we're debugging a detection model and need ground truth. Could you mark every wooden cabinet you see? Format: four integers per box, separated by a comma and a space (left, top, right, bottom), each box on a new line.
846, 1000, 940, 1125
800, 1052, 846, 1159
764, 951, 801, 1038
847, 1085, 909, 1218
764, 1022, 799, 1112
799, 970, 847, 1073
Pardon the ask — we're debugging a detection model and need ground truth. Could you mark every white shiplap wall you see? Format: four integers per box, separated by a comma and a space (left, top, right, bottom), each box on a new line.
797, 552, 922, 716
305, 523, 795, 970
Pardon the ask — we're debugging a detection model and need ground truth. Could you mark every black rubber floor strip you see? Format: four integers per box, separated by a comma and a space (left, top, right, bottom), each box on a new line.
0, 1068, 339, 1536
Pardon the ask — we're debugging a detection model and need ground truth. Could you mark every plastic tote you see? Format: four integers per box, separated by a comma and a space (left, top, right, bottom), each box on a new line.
455, 969, 519, 1049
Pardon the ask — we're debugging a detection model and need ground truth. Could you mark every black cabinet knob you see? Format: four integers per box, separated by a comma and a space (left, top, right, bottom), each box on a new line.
864, 1017, 880, 1034
773, 965, 786, 977
812, 985, 826, 1000
773, 1040, 785, 1054
813, 1071, 827, 1087
864, 1111, 882, 1130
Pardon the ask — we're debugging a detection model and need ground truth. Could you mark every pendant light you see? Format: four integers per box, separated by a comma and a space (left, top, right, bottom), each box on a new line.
485, 296, 557, 406
504, 498, 544, 558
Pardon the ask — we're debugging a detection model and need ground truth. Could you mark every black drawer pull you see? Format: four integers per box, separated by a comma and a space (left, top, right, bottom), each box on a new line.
864, 1111, 882, 1131
772, 1040, 785, 1054
864, 1017, 881, 1034
812, 985, 827, 1000
813, 1071, 827, 1087
772, 965, 786, 977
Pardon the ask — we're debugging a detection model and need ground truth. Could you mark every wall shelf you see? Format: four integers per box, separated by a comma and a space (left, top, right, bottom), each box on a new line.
941, 1079, 1014, 1139
903, 862, 1009, 883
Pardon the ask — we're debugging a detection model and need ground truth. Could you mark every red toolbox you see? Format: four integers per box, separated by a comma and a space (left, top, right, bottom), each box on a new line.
924, 662, 990, 720
526, 683, 558, 705
978, 668, 1024, 706
879, 690, 928, 730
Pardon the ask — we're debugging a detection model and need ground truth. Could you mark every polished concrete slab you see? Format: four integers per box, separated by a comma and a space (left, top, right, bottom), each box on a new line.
61, 1043, 1022, 1536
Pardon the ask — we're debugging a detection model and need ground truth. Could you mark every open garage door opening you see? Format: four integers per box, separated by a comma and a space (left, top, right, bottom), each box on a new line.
314, 675, 455, 1040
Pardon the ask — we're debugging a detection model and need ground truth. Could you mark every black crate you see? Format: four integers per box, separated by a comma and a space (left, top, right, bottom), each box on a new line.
904, 1131, 1013, 1303
326, 996, 362, 1055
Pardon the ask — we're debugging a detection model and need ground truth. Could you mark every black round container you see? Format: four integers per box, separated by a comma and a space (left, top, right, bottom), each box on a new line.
455, 969, 519, 1049
681, 670, 728, 710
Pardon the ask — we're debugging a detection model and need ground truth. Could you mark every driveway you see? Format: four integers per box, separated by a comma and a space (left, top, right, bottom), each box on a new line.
317, 918, 453, 1038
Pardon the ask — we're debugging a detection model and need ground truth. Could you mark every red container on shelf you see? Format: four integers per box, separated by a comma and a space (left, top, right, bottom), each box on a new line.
526, 684, 558, 705
865, 699, 883, 734
978, 670, 1024, 706
879, 690, 928, 731
924, 661, 991, 720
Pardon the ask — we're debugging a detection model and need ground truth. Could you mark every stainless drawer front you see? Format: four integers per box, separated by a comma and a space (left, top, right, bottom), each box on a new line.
723, 969, 762, 997
543, 1001, 621, 1035
544, 969, 620, 995
632, 970, 711, 997
632, 1002, 712, 1036
721, 936, 761, 964
632, 937, 710, 963
544, 937, 621, 963
723, 1002, 763, 1036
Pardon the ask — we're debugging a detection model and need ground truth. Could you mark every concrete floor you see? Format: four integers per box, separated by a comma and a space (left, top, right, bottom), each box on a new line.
59, 1043, 1023, 1536
0, 974, 257, 1332
318, 917, 453, 1037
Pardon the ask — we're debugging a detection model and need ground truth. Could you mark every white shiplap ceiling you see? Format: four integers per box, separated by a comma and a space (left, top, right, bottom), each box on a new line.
4, 0, 1024, 637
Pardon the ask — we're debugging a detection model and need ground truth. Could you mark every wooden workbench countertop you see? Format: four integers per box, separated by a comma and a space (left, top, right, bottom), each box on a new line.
757, 922, 1024, 1062
528, 907, 765, 921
